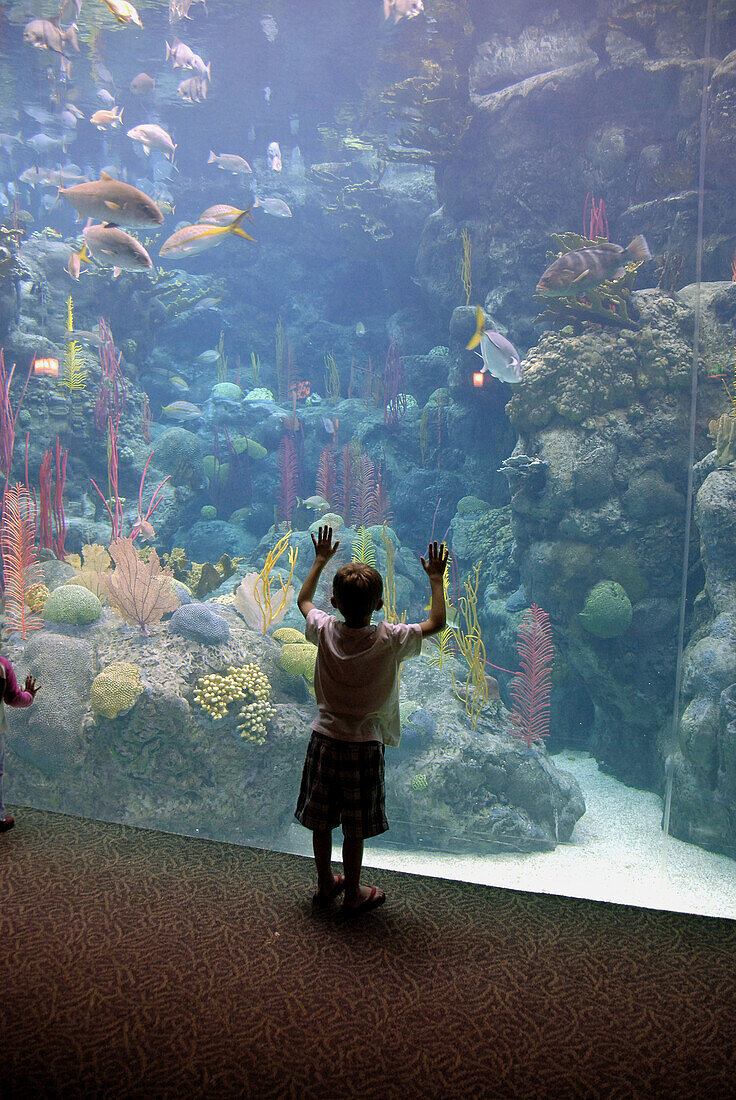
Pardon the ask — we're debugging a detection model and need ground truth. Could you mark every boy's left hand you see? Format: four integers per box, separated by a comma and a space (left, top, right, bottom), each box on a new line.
311, 525, 340, 563
24, 675, 39, 698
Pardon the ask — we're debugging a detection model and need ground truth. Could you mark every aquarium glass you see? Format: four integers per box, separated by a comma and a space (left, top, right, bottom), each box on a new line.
1, 0, 735, 918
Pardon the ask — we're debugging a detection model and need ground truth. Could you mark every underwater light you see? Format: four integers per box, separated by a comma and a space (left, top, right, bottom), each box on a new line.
472, 371, 484, 387
34, 357, 59, 378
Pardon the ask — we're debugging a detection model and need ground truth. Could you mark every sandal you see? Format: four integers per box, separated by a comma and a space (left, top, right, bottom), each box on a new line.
312, 874, 346, 908
343, 885, 386, 917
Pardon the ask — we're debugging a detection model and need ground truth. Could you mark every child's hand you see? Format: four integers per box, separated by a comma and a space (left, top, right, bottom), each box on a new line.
311, 525, 340, 564
421, 541, 449, 578
24, 675, 39, 698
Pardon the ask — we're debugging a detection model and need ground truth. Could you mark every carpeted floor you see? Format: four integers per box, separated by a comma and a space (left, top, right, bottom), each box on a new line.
1, 806, 735, 1100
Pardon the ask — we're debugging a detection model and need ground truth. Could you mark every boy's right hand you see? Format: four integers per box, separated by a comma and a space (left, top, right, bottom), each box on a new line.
311, 526, 340, 564
421, 541, 449, 578
24, 676, 39, 698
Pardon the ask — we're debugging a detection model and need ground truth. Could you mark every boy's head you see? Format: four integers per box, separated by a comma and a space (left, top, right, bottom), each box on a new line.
332, 562, 383, 623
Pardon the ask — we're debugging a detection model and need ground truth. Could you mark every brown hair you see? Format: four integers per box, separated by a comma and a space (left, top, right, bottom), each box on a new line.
333, 562, 383, 621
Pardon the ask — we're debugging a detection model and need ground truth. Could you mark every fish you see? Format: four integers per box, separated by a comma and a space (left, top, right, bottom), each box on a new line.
207, 151, 252, 174
161, 400, 202, 421
254, 196, 292, 218
193, 297, 220, 309
59, 0, 83, 19
177, 77, 208, 102
355, 322, 366, 337
23, 17, 78, 54
166, 38, 197, 67
99, 0, 143, 27
188, 53, 211, 79
159, 207, 256, 257
168, 375, 189, 393
96, 88, 116, 106
62, 23, 80, 52
130, 73, 155, 94
59, 109, 78, 129
535, 235, 652, 297
0, 132, 23, 150
90, 106, 124, 130
26, 133, 69, 153
267, 141, 282, 172
263, 85, 271, 103
62, 328, 102, 346
260, 14, 278, 41
196, 349, 220, 364
465, 307, 522, 384
135, 518, 156, 542
127, 124, 177, 163
383, 0, 424, 22
91, 60, 115, 85
24, 106, 56, 124
26, 166, 89, 188
169, 0, 207, 22
82, 223, 153, 276
197, 204, 247, 226
64, 103, 85, 120
59, 172, 164, 227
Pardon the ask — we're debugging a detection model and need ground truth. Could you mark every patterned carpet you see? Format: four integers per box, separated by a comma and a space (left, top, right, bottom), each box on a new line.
1, 806, 735, 1100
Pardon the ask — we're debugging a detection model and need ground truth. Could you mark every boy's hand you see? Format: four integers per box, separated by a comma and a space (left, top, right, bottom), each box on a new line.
311, 525, 340, 564
421, 541, 449, 579
24, 675, 39, 698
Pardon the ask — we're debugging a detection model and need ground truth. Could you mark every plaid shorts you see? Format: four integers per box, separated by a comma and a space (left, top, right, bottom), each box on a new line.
295, 732, 388, 839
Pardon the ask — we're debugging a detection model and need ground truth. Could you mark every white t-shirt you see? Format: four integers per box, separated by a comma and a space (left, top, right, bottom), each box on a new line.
305, 607, 423, 746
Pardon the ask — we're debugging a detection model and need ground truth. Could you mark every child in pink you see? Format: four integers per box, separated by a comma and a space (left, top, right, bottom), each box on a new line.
0, 656, 39, 833
296, 526, 448, 915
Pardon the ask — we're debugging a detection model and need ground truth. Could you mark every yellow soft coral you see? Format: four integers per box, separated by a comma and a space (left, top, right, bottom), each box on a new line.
90, 662, 143, 719
193, 663, 274, 740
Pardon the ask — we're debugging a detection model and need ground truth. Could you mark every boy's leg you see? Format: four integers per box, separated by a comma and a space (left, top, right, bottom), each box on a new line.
313, 827, 336, 892
342, 835, 364, 903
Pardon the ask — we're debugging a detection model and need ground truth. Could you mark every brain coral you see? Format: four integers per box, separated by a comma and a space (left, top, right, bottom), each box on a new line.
43, 584, 103, 625
90, 662, 143, 719
578, 581, 633, 638
169, 603, 230, 644
279, 642, 317, 680
273, 627, 308, 645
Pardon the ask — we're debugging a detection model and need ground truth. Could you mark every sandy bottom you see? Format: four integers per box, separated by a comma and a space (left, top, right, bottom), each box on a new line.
285, 751, 736, 920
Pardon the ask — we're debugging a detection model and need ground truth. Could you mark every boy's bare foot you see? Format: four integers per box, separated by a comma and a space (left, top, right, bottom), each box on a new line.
343, 884, 386, 914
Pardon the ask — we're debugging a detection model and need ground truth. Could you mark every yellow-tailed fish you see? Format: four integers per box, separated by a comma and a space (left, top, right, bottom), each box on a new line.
159, 207, 256, 258
99, 0, 142, 27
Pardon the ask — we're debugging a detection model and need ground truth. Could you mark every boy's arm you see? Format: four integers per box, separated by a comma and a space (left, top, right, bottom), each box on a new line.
297, 525, 340, 620
419, 542, 449, 638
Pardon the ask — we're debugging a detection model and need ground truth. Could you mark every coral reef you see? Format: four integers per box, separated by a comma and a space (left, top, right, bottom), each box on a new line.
43, 584, 103, 625
90, 662, 144, 720
169, 604, 230, 645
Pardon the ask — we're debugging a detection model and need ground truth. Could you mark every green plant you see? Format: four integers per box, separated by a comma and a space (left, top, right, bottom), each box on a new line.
324, 351, 340, 402
451, 562, 488, 731
351, 525, 375, 565
216, 330, 227, 383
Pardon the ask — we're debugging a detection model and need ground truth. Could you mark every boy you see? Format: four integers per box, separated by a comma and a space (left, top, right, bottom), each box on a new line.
0, 655, 40, 833
296, 526, 448, 915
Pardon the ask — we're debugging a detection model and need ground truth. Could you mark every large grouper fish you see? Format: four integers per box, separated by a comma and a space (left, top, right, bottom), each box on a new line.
57, 171, 163, 228
536, 234, 651, 296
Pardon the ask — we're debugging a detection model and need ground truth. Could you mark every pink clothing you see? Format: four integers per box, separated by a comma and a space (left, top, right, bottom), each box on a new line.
305, 608, 422, 746
0, 656, 33, 711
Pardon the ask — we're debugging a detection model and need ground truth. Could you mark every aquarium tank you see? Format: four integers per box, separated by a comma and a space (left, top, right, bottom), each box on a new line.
0, 0, 735, 917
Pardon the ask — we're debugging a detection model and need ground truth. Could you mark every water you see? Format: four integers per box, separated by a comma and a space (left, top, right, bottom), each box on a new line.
0, 0, 735, 917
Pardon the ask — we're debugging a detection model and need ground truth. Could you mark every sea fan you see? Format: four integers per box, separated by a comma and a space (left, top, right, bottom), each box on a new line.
277, 435, 300, 525
315, 446, 336, 508
100, 538, 177, 633
351, 455, 380, 527
1, 484, 45, 638
509, 604, 554, 749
